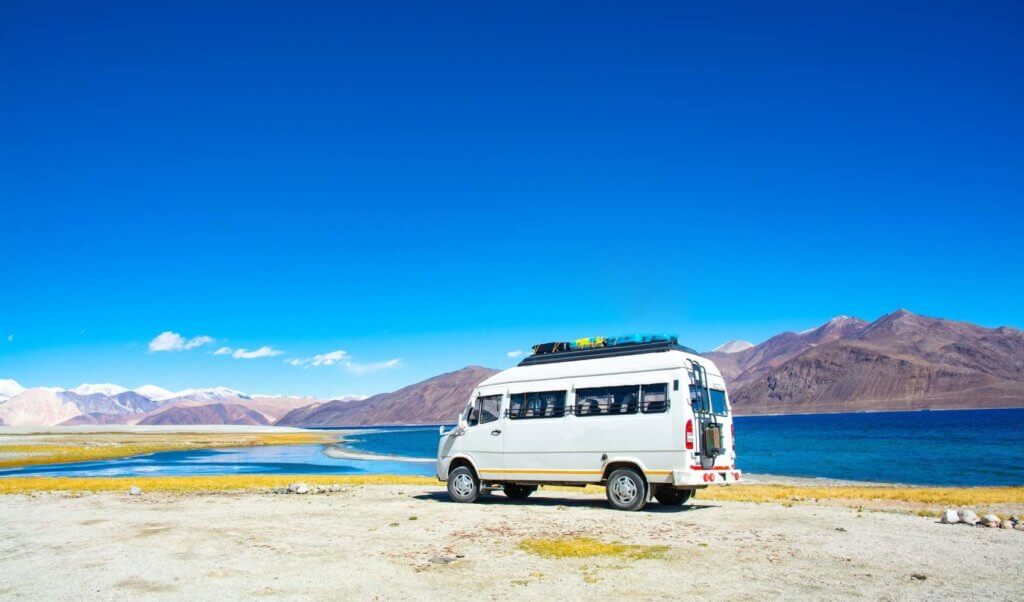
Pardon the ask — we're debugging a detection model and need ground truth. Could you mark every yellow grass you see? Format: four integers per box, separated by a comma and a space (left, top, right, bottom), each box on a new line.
700, 484, 1024, 506
519, 537, 668, 560
0, 432, 333, 469
0, 474, 437, 494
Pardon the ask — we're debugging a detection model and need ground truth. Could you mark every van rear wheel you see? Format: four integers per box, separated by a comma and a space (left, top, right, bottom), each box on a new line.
447, 466, 480, 503
503, 484, 536, 500
654, 487, 693, 506
605, 468, 648, 511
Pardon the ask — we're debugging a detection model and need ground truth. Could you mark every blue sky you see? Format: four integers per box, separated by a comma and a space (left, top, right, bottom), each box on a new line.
1, 1, 1022, 397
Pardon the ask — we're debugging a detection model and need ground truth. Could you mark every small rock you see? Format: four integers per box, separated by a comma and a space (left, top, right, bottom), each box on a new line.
910, 574, 927, 581
959, 510, 980, 526
941, 509, 959, 524
985, 521, 1000, 528
294, 485, 309, 495
455, 554, 465, 559
329, 484, 342, 492
288, 482, 308, 494
129, 485, 142, 496
835, 527, 847, 532
1001, 520, 1013, 530
1014, 524, 1024, 531
429, 556, 455, 565
314, 486, 326, 494
982, 514, 1000, 524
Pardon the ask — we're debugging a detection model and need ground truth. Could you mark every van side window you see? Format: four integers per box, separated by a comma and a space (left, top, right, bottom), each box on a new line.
574, 386, 639, 416
640, 384, 668, 413
478, 395, 502, 424
509, 391, 566, 419
466, 403, 480, 427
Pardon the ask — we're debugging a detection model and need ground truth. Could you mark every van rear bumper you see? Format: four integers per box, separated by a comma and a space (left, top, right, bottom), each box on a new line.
672, 467, 741, 486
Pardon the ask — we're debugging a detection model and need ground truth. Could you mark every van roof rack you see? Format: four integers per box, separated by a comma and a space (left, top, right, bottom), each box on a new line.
518, 336, 698, 366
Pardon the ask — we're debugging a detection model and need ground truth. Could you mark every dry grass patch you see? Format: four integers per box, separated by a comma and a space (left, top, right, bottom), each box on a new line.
700, 484, 1024, 507
0, 432, 333, 469
0, 474, 437, 494
520, 536, 668, 560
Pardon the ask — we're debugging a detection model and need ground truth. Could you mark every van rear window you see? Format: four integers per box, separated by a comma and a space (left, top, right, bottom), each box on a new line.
509, 391, 566, 419
691, 386, 729, 415
709, 389, 728, 415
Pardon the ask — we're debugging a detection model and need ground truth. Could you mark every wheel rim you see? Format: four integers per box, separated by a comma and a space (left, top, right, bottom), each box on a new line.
610, 475, 638, 505
452, 473, 475, 497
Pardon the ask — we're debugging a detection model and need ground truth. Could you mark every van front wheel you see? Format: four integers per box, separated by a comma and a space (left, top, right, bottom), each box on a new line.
606, 468, 647, 511
654, 487, 693, 506
447, 466, 480, 503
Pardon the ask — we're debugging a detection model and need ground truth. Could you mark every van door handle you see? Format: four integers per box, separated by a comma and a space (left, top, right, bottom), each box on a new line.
490, 429, 502, 436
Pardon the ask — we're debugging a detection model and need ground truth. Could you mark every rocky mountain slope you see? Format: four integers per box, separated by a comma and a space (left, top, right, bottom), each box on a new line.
275, 366, 498, 427
708, 310, 1024, 415
138, 403, 270, 426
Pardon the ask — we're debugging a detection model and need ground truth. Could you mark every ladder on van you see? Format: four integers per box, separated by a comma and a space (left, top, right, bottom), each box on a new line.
689, 359, 724, 470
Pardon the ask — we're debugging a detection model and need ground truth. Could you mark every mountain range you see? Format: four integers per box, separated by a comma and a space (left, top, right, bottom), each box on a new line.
705, 310, 1024, 414
2, 310, 1021, 427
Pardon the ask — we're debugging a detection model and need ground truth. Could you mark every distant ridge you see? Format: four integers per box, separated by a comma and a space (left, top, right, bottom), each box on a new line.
276, 366, 498, 427
3, 310, 1022, 426
705, 310, 1024, 415
711, 340, 754, 354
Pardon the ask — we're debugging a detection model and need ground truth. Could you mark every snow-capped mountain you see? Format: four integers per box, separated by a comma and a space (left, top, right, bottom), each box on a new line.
711, 340, 755, 354
132, 385, 176, 401
166, 386, 251, 402
0, 378, 27, 402
71, 383, 129, 397
0, 388, 81, 426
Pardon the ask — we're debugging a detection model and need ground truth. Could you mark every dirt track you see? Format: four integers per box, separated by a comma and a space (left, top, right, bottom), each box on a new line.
1, 485, 1021, 600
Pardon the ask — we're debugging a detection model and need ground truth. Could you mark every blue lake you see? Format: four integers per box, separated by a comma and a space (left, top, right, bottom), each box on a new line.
2, 409, 1022, 486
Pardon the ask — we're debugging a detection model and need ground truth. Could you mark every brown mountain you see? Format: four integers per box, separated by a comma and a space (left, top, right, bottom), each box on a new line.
714, 310, 1024, 415
276, 366, 498, 427
138, 403, 270, 426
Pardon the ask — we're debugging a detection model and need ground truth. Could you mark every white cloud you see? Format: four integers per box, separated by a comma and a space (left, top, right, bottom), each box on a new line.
506, 350, 523, 358
6, 334, 12, 343
213, 346, 233, 356
344, 358, 402, 375
310, 350, 351, 367
148, 331, 214, 352
231, 346, 284, 360
286, 350, 401, 375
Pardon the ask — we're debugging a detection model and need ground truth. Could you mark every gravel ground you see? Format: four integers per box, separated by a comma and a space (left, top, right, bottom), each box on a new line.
1, 485, 1021, 600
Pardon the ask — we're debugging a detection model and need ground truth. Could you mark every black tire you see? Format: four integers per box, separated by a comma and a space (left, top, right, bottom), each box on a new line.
503, 484, 536, 500
605, 468, 648, 511
447, 466, 480, 503
654, 487, 693, 506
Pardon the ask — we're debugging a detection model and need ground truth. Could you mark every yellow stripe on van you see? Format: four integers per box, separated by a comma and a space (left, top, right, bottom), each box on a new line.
479, 468, 674, 476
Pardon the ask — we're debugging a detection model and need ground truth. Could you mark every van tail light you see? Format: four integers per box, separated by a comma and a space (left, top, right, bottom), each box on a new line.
731, 423, 735, 450
685, 419, 694, 450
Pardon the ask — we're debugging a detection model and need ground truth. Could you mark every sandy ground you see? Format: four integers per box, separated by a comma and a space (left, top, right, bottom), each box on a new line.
2, 486, 1021, 601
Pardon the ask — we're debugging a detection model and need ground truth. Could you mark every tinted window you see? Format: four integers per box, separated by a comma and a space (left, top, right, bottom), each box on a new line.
709, 389, 728, 415
575, 386, 639, 416
509, 391, 566, 419
479, 395, 502, 424
640, 383, 668, 414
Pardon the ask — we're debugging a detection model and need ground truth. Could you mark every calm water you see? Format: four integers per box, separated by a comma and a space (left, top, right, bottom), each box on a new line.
3, 410, 1022, 485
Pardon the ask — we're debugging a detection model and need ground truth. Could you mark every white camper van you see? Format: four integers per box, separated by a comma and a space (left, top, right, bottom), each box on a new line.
437, 335, 740, 511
